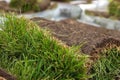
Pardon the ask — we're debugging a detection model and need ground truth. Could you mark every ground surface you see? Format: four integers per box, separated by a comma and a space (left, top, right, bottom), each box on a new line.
0, 69, 16, 80
0, 17, 120, 79
0, 1, 120, 79
31, 17, 120, 56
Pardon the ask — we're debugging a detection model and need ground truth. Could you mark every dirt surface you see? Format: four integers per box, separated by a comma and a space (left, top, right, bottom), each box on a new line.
31, 17, 120, 56
0, 69, 16, 80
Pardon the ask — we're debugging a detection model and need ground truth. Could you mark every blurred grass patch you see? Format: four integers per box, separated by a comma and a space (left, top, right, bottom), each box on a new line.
91, 47, 120, 80
0, 15, 88, 80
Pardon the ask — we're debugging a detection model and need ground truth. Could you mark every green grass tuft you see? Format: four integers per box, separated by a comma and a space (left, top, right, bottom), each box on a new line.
10, 0, 40, 12
91, 48, 120, 80
108, 0, 120, 18
0, 15, 88, 80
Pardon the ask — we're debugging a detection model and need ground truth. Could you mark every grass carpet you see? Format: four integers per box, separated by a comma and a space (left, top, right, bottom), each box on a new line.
91, 48, 120, 80
0, 15, 88, 80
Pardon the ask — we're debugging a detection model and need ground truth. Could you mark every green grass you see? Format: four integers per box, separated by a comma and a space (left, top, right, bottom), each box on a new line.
108, 0, 120, 18
0, 15, 88, 80
10, 0, 40, 12
1, 14, 119, 80
91, 48, 120, 80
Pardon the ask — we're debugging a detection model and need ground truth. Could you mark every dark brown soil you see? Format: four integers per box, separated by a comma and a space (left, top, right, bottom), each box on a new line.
31, 17, 120, 56
0, 69, 16, 80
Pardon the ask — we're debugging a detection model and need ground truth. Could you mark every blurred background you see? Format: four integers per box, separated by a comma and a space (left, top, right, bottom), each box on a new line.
0, 0, 120, 30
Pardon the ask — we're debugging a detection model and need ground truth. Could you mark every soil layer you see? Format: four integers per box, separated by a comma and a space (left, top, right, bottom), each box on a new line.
0, 69, 16, 80
31, 17, 120, 56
